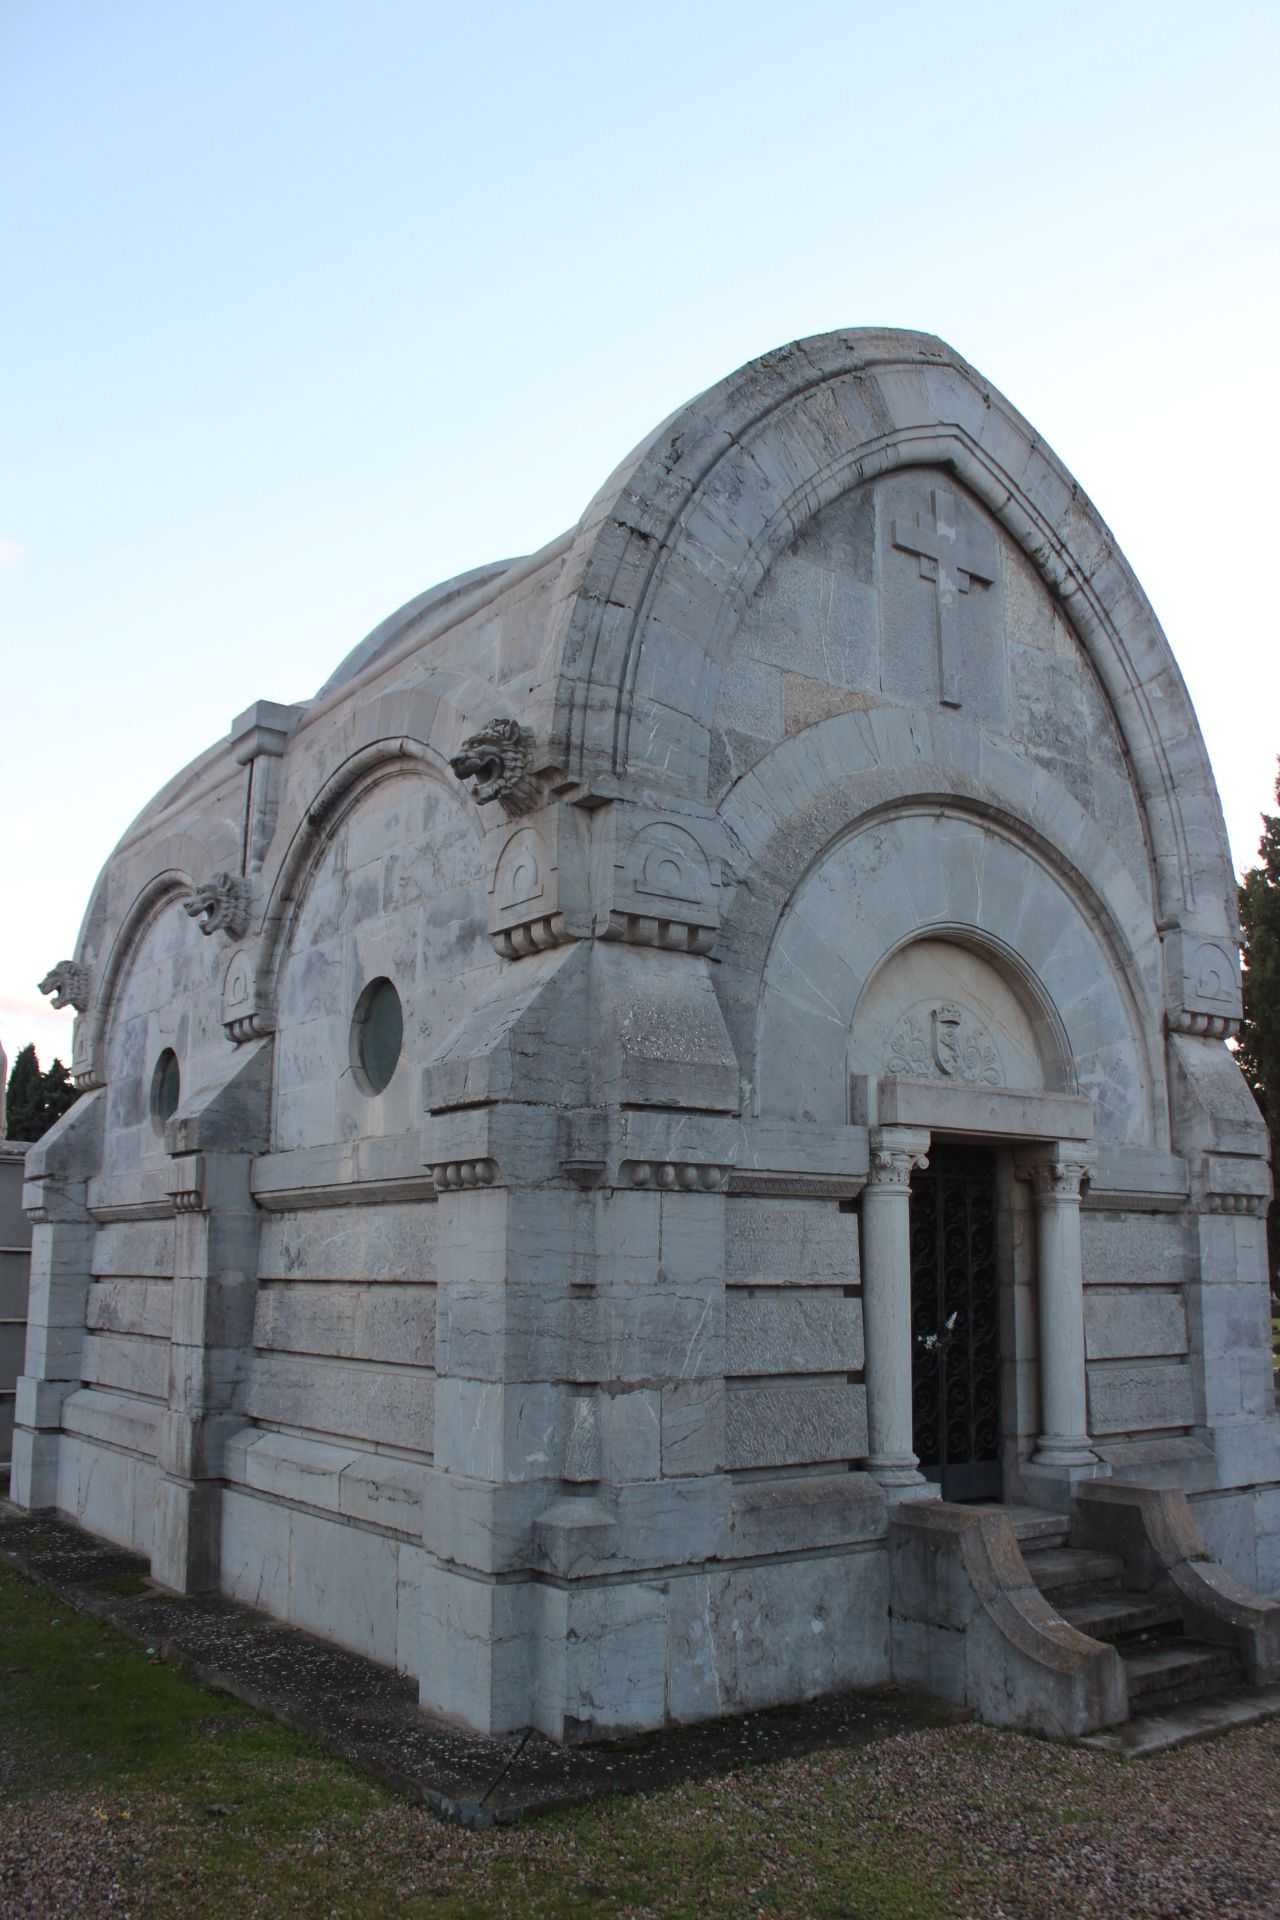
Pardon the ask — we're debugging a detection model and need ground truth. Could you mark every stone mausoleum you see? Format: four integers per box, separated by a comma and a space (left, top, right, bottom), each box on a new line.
14, 332, 1280, 1742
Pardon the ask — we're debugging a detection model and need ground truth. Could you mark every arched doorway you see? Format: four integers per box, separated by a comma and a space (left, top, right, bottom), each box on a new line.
852, 934, 1095, 1503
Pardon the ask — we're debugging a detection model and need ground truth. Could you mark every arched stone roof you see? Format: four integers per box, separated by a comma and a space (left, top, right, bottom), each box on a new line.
544, 328, 1233, 935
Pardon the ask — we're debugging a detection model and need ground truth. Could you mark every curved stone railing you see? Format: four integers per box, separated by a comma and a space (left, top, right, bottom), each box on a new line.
1073, 1480, 1280, 1687
888, 1502, 1126, 1736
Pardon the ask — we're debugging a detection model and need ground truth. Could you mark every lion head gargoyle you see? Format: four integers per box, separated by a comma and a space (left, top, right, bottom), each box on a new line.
38, 960, 91, 1013
449, 719, 539, 815
181, 871, 250, 940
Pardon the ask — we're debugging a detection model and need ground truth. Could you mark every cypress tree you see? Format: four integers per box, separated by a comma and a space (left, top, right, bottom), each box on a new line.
5, 1044, 45, 1142
1237, 761, 1280, 1292
3, 1046, 80, 1144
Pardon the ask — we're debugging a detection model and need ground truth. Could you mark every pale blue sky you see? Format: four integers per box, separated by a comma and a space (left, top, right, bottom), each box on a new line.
2, 0, 1277, 1071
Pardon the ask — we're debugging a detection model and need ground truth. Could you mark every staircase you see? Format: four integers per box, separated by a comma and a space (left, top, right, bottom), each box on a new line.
1008, 1507, 1261, 1745
890, 1485, 1280, 1750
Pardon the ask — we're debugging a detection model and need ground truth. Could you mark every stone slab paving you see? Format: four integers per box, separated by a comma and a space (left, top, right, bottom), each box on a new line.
0, 1503, 965, 1827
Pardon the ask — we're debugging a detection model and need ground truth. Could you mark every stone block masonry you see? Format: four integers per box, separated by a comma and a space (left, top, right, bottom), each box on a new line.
12, 328, 1278, 1741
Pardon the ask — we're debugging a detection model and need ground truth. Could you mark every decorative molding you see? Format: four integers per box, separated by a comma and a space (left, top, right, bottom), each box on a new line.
449, 719, 539, 815
725, 1171, 864, 1200
166, 1155, 208, 1214
492, 912, 574, 960
1202, 1192, 1268, 1217
251, 1174, 439, 1213
1081, 1188, 1186, 1215
89, 1200, 177, 1224
220, 947, 272, 1044
885, 1003, 1000, 1085
38, 960, 91, 1013
1167, 1011, 1239, 1040
72, 1068, 106, 1093
598, 911, 716, 953
225, 1012, 273, 1043
429, 1158, 498, 1191
182, 872, 251, 940
561, 1157, 606, 1190
624, 1160, 730, 1192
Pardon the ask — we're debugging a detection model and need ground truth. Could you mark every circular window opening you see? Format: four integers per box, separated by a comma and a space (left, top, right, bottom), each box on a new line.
151, 1049, 181, 1129
351, 977, 403, 1095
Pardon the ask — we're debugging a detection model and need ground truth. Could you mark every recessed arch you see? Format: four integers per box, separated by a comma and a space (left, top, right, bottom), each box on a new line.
752, 803, 1160, 1145
254, 682, 489, 1026
849, 924, 1078, 1099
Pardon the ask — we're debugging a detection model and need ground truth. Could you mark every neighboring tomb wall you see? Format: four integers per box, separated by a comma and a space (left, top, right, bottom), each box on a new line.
0, 1145, 32, 1467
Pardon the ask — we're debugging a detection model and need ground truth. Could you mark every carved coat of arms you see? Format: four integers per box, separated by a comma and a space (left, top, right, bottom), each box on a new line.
932, 1004, 963, 1075
885, 1002, 1001, 1086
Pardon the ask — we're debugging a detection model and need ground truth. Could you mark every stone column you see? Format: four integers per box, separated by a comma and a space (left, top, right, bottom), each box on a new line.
861, 1126, 930, 1489
1023, 1150, 1098, 1469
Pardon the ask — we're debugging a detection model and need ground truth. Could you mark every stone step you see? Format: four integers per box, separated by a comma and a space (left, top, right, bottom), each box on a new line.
1025, 1546, 1125, 1596
1057, 1587, 1185, 1645
1080, 1682, 1280, 1758
1123, 1640, 1240, 1715
1003, 1507, 1069, 1549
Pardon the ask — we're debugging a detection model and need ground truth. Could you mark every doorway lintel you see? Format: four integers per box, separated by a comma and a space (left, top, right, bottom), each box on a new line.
856, 1074, 1092, 1142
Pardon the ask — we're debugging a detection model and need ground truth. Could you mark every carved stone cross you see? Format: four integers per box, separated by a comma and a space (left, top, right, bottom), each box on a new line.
890, 487, 997, 708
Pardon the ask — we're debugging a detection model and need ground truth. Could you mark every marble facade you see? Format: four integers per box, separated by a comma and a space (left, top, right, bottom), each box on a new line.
12, 330, 1279, 1740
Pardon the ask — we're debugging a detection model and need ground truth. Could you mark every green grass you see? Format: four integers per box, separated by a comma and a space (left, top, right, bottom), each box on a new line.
0, 1557, 1104, 1919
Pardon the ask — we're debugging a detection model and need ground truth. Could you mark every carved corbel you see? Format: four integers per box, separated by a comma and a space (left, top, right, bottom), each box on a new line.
1161, 924, 1242, 1041
220, 946, 273, 1043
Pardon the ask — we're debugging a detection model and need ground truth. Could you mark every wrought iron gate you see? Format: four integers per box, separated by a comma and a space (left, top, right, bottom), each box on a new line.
909, 1144, 1001, 1501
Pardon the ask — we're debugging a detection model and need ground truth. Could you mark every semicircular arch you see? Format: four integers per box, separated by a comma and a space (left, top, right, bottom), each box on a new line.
751, 804, 1163, 1147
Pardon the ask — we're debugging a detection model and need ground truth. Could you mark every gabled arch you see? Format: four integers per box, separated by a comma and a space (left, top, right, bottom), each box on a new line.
83, 830, 221, 1088
253, 681, 486, 1026
546, 329, 1232, 935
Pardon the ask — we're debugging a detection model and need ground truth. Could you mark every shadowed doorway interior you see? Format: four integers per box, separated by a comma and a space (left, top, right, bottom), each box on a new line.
909, 1143, 1001, 1501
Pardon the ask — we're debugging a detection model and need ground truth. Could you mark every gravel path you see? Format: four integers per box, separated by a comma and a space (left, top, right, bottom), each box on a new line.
4, 1718, 1280, 1918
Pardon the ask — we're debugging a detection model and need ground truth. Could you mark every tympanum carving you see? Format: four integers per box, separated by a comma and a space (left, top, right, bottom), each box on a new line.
885, 1004, 1000, 1085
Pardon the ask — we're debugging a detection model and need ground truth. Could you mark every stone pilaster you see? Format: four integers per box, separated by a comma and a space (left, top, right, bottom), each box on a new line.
152, 1153, 260, 1592
152, 1041, 271, 1592
9, 1092, 103, 1511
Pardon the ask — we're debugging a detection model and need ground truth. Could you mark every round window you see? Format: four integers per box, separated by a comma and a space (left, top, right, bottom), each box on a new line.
151, 1049, 181, 1129
351, 977, 403, 1095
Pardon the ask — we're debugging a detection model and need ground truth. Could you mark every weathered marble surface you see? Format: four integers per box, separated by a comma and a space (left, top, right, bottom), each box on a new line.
12, 329, 1277, 1742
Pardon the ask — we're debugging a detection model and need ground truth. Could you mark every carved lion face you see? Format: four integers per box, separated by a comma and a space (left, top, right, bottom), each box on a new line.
449, 720, 533, 808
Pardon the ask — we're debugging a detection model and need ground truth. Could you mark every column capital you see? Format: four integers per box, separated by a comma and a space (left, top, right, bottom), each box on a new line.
866, 1127, 930, 1191
1016, 1144, 1095, 1203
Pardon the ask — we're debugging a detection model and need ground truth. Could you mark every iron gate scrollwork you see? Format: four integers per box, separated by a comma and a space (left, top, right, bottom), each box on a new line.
909, 1145, 1001, 1501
